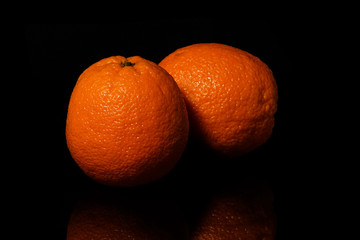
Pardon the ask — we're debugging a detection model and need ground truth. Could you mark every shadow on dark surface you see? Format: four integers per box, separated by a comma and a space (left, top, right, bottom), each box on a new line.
66, 186, 188, 240
61, 134, 286, 239
63, 142, 279, 239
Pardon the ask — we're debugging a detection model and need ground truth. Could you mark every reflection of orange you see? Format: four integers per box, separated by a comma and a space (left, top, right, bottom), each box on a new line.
189, 180, 277, 240
160, 43, 278, 157
66, 56, 189, 187
67, 190, 189, 239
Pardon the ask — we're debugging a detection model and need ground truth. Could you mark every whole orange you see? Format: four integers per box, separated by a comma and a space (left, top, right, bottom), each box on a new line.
66, 56, 189, 187
159, 43, 278, 157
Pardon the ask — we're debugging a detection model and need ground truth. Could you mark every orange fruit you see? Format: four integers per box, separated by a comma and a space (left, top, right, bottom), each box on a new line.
159, 43, 278, 157
66, 56, 189, 187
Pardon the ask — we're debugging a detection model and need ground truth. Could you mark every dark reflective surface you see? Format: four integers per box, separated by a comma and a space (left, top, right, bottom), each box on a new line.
26, 21, 309, 239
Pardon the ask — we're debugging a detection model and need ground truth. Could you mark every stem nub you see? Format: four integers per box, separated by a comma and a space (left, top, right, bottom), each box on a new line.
121, 60, 135, 67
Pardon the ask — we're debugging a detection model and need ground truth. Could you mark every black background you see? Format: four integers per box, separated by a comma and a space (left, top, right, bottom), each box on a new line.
26, 21, 328, 239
